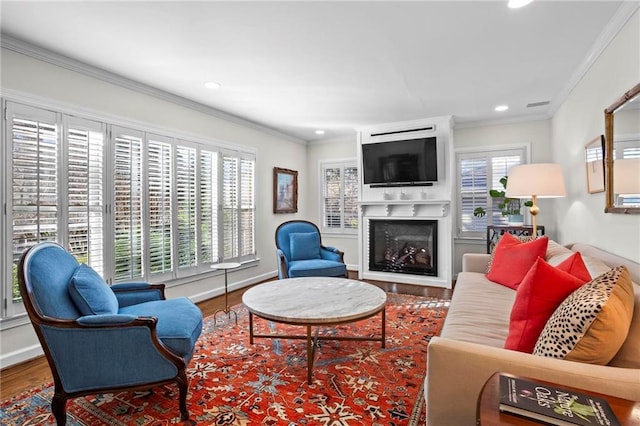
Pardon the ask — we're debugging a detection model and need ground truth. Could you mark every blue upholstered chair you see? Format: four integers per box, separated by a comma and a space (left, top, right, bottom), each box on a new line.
275, 220, 348, 279
18, 242, 203, 425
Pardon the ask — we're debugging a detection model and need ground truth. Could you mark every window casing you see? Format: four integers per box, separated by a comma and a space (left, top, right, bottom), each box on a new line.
320, 160, 359, 234
2, 100, 256, 319
456, 147, 528, 239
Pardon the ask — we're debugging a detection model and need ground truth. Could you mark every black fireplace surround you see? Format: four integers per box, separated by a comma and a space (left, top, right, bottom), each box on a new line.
369, 219, 437, 276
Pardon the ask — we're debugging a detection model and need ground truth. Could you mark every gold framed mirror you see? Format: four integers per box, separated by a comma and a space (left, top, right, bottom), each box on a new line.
604, 82, 640, 214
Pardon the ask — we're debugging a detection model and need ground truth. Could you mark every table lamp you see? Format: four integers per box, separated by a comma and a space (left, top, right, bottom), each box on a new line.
505, 163, 567, 236
613, 158, 640, 201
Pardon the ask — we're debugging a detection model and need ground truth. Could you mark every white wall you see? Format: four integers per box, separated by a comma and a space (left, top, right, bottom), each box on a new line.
452, 119, 553, 274
306, 134, 360, 269
0, 47, 309, 367
552, 9, 640, 261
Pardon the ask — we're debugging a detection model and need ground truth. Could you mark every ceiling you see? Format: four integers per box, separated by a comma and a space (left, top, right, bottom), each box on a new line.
0, 1, 634, 142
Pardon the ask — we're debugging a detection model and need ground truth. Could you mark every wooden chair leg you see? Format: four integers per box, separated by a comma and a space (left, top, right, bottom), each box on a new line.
177, 372, 189, 421
51, 392, 67, 425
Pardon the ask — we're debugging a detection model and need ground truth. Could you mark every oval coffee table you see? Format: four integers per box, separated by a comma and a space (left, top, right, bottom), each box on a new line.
242, 277, 387, 384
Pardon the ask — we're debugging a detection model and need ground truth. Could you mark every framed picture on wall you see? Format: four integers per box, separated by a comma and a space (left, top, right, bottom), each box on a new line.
273, 167, 298, 214
585, 135, 605, 194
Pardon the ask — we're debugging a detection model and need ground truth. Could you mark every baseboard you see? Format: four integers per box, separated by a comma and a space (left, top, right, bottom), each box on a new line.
0, 344, 43, 370
189, 270, 277, 304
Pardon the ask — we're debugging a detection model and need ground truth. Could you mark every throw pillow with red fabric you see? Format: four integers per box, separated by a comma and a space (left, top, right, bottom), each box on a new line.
486, 233, 549, 289
505, 253, 591, 353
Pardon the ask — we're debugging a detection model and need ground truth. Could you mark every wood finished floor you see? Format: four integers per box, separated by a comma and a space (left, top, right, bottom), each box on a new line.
0, 273, 452, 401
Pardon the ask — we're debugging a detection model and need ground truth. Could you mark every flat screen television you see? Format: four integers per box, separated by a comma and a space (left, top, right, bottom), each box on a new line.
362, 137, 438, 186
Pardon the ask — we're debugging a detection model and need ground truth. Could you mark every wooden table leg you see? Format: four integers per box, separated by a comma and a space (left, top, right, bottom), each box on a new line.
249, 312, 254, 344
306, 325, 313, 384
381, 307, 386, 348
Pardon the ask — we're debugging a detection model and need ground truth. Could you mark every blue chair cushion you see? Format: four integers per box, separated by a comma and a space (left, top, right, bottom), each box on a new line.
290, 232, 321, 261
288, 259, 347, 278
119, 297, 203, 358
68, 264, 119, 315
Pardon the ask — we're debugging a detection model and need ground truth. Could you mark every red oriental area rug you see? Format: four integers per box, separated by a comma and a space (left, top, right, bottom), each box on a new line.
0, 293, 449, 425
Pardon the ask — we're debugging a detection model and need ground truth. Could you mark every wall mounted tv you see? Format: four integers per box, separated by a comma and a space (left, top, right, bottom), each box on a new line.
362, 137, 438, 187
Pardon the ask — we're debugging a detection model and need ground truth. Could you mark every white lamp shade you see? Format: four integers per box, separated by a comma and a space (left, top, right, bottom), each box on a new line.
614, 158, 640, 195
505, 163, 567, 198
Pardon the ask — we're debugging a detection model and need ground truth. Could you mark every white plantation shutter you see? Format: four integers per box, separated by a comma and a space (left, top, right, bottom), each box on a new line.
222, 154, 239, 259
66, 116, 105, 275
239, 157, 255, 257
459, 156, 488, 234
321, 160, 359, 233
344, 166, 359, 230
147, 136, 173, 277
176, 144, 198, 271
324, 166, 341, 228
199, 149, 219, 265
8, 103, 58, 303
112, 127, 144, 281
457, 148, 527, 238
220, 151, 256, 261
3, 99, 258, 320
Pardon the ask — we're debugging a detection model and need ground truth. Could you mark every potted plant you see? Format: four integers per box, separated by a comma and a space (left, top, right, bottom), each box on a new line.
473, 176, 532, 225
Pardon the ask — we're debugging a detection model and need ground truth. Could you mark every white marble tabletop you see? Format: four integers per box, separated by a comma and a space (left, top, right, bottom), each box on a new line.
242, 277, 387, 325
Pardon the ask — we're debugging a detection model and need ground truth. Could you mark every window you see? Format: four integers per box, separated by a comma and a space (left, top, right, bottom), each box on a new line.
2, 100, 256, 319
457, 147, 528, 239
321, 160, 359, 233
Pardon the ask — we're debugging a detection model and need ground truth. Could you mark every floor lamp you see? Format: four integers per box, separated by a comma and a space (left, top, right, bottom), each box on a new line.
505, 163, 567, 236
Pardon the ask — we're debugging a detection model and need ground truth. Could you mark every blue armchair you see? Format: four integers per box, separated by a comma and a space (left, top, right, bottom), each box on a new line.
275, 220, 348, 279
18, 242, 203, 425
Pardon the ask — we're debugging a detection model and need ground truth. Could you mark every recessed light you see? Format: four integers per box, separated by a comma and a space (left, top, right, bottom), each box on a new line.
315, 130, 325, 135
495, 105, 509, 112
508, 0, 534, 9
204, 81, 221, 90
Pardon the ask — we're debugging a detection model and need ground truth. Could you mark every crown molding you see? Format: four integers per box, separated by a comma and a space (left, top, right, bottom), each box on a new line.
548, 1, 640, 116
0, 33, 307, 145
453, 113, 550, 130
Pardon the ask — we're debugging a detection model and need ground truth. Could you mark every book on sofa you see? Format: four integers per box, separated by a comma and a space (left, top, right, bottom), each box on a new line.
498, 374, 620, 426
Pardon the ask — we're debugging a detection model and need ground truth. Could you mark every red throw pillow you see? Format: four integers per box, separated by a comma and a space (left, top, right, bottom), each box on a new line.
505, 254, 591, 353
486, 233, 549, 289
554, 251, 592, 283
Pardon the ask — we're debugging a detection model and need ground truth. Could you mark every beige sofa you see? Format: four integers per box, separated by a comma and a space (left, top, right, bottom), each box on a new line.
425, 241, 640, 426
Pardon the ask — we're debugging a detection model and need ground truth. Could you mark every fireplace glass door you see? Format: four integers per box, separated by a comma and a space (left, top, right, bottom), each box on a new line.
369, 219, 437, 276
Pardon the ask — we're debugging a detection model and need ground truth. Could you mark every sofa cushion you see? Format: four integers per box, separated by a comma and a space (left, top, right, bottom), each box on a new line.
533, 266, 634, 365
68, 264, 119, 315
290, 232, 321, 261
505, 254, 590, 353
440, 271, 515, 347
288, 259, 347, 278
119, 297, 203, 358
486, 233, 549, 289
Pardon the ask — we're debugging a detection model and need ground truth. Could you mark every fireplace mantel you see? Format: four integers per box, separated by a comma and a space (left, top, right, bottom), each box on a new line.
357, 116, 453, 288
358, 200, 450, 218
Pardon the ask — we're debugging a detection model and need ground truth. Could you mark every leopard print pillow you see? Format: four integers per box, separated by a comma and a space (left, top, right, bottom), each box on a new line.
533, 265, 634, 365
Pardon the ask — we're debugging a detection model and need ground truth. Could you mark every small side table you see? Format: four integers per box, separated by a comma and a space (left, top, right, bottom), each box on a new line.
210, 262, 241, 326
486, 225, 545, 253
477, 372, 640, 425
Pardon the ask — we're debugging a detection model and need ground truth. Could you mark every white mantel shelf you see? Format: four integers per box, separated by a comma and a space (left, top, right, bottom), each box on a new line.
358, 199, 450, 217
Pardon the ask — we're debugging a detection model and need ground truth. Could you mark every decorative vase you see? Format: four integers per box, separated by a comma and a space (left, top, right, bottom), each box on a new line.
508, 214, 524, 226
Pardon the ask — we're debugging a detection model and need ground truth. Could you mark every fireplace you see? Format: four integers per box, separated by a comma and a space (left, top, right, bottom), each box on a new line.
368, 219, 437, 276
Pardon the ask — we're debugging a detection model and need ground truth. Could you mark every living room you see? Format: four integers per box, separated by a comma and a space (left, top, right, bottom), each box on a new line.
1, 1, 639, 424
